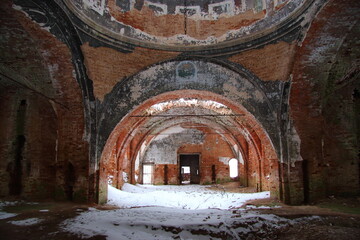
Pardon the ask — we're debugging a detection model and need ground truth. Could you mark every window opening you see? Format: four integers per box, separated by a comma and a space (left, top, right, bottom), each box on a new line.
143, 164, 153, 184
181, 166, 191, 184
229, 158, 238, 178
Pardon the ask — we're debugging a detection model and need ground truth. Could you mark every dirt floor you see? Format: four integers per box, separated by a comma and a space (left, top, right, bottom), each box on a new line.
1, 184, 360, 240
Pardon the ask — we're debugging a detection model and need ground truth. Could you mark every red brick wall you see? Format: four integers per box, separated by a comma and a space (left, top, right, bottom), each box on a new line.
81, 43, 179, 101
0, 2, 89, 201
290, 0, 360, 202
228, 41, 296, 81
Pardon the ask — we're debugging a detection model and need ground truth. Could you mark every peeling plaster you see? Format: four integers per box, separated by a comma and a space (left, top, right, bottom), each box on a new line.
122, 171, 129, 182
288, 122, 303, 167
130, 82, 143, 100
83, 0, 106, 15
64, 0, 309, 47
99, 60, 282, 164
154, 126, 186, 141
142, 128, 205, 165
306, 35, 339, 65
219, 157, 231, 165
146, 98, 233, 116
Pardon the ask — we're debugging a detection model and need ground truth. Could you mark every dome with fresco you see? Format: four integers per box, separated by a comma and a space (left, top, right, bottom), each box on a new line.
65, 0, 308, 50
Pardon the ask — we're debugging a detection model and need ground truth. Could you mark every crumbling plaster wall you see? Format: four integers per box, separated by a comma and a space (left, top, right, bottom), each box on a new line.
142, 128, 205, 166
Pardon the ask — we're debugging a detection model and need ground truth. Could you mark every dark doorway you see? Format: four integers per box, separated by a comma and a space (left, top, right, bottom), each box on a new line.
179, 154, 200, 184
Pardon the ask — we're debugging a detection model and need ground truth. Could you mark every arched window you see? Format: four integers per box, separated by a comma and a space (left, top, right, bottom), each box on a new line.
229, 158, 238, 178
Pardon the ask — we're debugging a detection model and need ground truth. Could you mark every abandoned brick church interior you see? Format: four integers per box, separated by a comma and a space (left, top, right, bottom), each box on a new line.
0, 0, 359, 210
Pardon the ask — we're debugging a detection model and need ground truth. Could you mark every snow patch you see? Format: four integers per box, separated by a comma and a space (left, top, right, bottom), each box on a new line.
0, 201, 39, 220
0, 212, 17, 220
61, 205, 318, 240
8, 218, 43, 226
109, 184, 270, 210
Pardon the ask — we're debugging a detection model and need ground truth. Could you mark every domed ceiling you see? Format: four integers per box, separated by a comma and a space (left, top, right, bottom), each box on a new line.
65, 0, 307, 50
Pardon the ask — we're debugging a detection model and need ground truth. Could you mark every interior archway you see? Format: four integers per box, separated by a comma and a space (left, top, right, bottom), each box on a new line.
99, 90, 279, 203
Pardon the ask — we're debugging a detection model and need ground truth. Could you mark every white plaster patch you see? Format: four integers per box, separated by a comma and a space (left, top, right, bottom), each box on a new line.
130, 83, 143, 101
143, 128, 204, 165
83, 0, 106, 15
137, 62, 174, 79
253, 90, 265, 102
108, 175, 114, 184
154, 126, 186, 141
175, 5, 201, 16
239, 156, 244, 165
209, 0, 235, 17
146, 98, 233, 116
307, 35, 339, 65
219, 157, 231, 165
135, 153, 140, 173
122, 172, 129, 183
144, 1, 168, 15
239, 128, 251, 141
288, 123, 303, 167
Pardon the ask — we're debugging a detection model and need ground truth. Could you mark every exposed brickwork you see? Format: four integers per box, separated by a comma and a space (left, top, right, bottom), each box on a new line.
290, 0, 360, 202
2, 0, 357, 207
0, 91, 22, 197
228, 41, 297, 81
154, 164, 178, 185
177, 133, 235, 184
0, 1, 89, 201
81, 43, 179, 101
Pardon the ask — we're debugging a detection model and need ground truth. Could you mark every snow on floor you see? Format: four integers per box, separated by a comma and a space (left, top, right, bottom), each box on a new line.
0, 201, 18, 220
62, 206, 290, 240
0, 201, 39, 220
62, 205, 321, 240
0, 211, 17, 220
8, 218, 43, 226
61, 184, 293, 240
108, 184, 271, 210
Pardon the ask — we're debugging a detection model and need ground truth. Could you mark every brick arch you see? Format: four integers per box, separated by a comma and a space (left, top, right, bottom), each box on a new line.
98, 90, 279, 203
97, 59, 281, 163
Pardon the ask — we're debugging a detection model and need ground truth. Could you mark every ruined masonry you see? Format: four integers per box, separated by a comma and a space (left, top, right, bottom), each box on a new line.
0, 0, 359, 205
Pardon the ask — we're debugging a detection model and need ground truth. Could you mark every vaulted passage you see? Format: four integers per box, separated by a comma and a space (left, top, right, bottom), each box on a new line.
99, 89, 279, 202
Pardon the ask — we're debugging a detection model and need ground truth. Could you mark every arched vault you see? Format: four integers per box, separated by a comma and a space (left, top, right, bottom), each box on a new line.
99, 90, 279, 203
